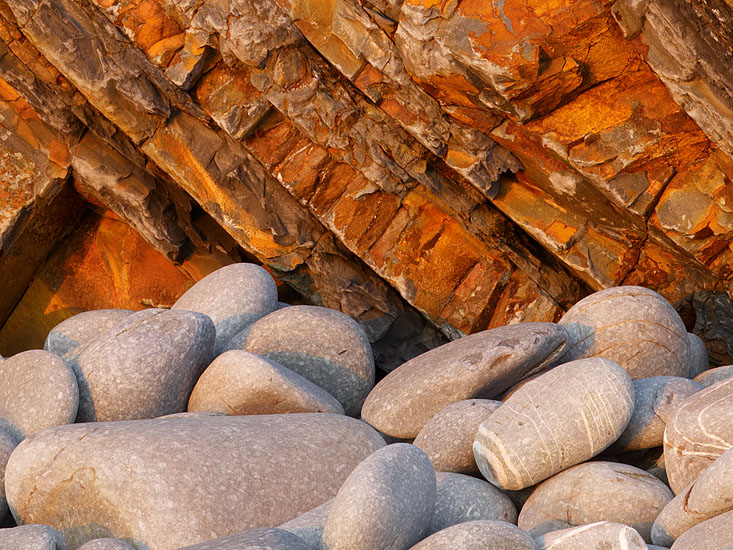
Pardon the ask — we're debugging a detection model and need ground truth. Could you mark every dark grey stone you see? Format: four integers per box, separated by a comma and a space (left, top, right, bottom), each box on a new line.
176, 528, 311, 550
410, 520, 535, 550
44, 309, 134, 357
0, 525, 66, 549
687, 333, 709, 379
279, 499, 332, 549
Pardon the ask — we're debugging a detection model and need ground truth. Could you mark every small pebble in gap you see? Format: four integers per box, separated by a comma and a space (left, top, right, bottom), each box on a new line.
279, 499, 333, 549
44, 309, 134, 357
409, 520, 535, 550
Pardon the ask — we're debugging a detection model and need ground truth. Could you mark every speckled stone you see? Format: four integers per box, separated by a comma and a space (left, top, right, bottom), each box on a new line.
611, 377, 702, 452
534, 522, 647, 550
188, 350, 343, 415
414, 400, 502, 473
474, 358, 634, 490
430, 472, 516, 535
172, 263, 278, 354
0, 350, 78, 438
687, 333, 709, 379
279, 499, 332, 549
694, 365, 733, 388
74, 309, 215, 421
77, 539, 136, 550
362, 323, 568, 439
44, 309, 134, 357
245, 306, 374, 416
669, 510, 733, 549
410, 520, 536, 550
322, 443, 436, 550
176, 528, 311, 549
664, 378, 733, 493
0, 525, 66, 549
518, 461, 673, 542
0, 425, 18, 521
558, 286, 689, 379
5, 414, 384, 550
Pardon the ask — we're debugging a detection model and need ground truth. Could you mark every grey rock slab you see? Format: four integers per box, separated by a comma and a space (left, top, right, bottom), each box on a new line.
245, 306, 374, 417
669, 510, 733, 550
0, 525, 66, 549
687, 333, 709, 379
172, 263, 278, 355
664, 377, 733, 493
474, 358, 634, 490
44, 309, 134, 357
74, 308, 215, 421
5, 414, 384, 550
188, 350, 343, 415
414, 399, 502, 473
518, 461, 673, 543
694, 365, 733, 388
362, 323, 568, 439
535, 522, 647, 550
558, 286, 690, 378
611, 377, 702, 452
176, 528, 311, 550
0, 350, 78, 438
0, 426, 19, 521
322, 443, 436, 550
77, 539, 136, 550
430, 472, 516, 535
279, 499, 333, 550
409, 520, 536, 550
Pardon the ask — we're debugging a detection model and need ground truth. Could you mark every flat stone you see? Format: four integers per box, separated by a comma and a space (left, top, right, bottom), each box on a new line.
172, 263, 278, 354
77, 539, 136, 550
0, 425, 19, 521
664, 378, 733, 493
558, 286, 689, 378
245, 306, 374, 416
611, 377, 702, 452
518, 461, 673, 542
409, 520, 536, 550
0, 350, 78, 438
534, 522, 647, 550
694, 365, 733, 388
74, 309, 215, 421
176, 528, 311, 549
188, 350, 343, 415
430, 472, 516, 535
687, 333, 709, 379
669, 510, 733, 549
322, 443, 436, 550
414, 399, 502, 473
44, 309, 134, 357
0, 525, 66, 549
362, 323, 568, 439
279, 499, 333, 549
5, 414, 384, 550
474, 358, 634, 490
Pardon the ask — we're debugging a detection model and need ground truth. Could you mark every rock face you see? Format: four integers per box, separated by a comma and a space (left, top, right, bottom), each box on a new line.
5, 414, 385, 550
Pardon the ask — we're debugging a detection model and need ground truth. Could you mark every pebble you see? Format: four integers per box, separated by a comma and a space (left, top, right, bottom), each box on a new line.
409, 520, 536, 550
74, 308, 215, 421
44, 309, 134, 357
279, 499, 333, 549
474, 358, 634, 490
77, 539, 136, 550
0, 425, 19, 521
687, 332, 709, 379
558, 286, 689, 378
413, 399, 502, 473
0, 524, 67, 549
187, 350, 343, 415
322, 443, 436, 550
694, 364, 733, 388
669, 509, 733, 549
0, 349, 78, 438
5, 414, 384, 550
176, 528, 311, 550
245, 305, 374, 416
171, 263, 278, 354
534, 522, 647, 550
362, 323, 568, 439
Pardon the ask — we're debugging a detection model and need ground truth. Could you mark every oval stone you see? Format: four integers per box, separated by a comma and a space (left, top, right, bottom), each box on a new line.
694, 364, 733, 388
474, 358, 634, 490
518, 461, 672, 542
172, 263, 278, 354
414, 399, 502, 473
5, 414, 384, 550
322, 443, 436, 550
558, 286, 689, 378
188, 350, 343, 415
362, 323, 568, 439
245, 306, 374, 416
74, 309, 215, 421
0, 525, 66, 549
279, 499, 333, 549
669, 510, 733, 550
410, 520, 535, 550
534, 522, 646, 550
78, 539, 136, 550
44, 309, 134, 357
176, 528, 311, 550
687, 333, 709, 379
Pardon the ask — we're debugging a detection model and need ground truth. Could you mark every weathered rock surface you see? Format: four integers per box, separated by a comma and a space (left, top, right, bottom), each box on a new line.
5, 414, 385, 550
410, 520, 536, 550
474, 358, 634, 490
0, 525, 67, 549
534, 522, 647, 550
669, 510, 733, 550
77, 539, 136, 550
176, 528, 312, 550
694, 365, 733, 388
44, 309, 134, 357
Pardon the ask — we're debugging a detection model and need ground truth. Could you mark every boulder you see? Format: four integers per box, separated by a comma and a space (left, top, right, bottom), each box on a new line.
409, 520, 536, 550
669, 510, 733, 549
44, 309, 134, 357
176, 528, 311, 550
694, 365, 733, 388
534, 522, 647, 550
0, 525, 66, 550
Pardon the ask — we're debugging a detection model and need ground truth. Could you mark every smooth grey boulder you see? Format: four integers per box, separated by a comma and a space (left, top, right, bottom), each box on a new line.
535, 522, 647, 550
176, 528, 311, 550
0, 426, 19, 521
669, 510, 733, 549
5, 414, 384, 550
414, 400, 502, 473
74, 308, 215, 421
0, 350, 78, 438
322, 443, 436, 550
77, 539, 136, 550
362, 323, 567, 439
188, 350, 343, 415
518, 461, 673, 542
558, 286, 689, 379
611, 377, 702, 452
222, 325, 252, 353
430, 472, 516, 535
0, 525, 66, 549
474, 358, 634, 490
44, 309, 134, 357
410, 520, 536, 550
245, 306, 374, 417
664, 378, 733, 493
694, 365, 733, 388
279, 499, 332, 549
687, 333, 709, 379
172, 263, 278, 355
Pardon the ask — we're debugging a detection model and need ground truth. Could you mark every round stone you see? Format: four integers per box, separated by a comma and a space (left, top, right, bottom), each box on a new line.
176, 528, 311, 550
410, 520, 535, 550
44, 309, 134, 357
77, 539, 136, 550
534, 522, 647, 550
687, 332, 709, 379
694, 364, 733, 388
0, 525, 67, 549
669, 510, 733, 550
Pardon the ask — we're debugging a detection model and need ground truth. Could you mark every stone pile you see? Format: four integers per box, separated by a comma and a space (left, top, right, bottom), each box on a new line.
1, 265, 733, 549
